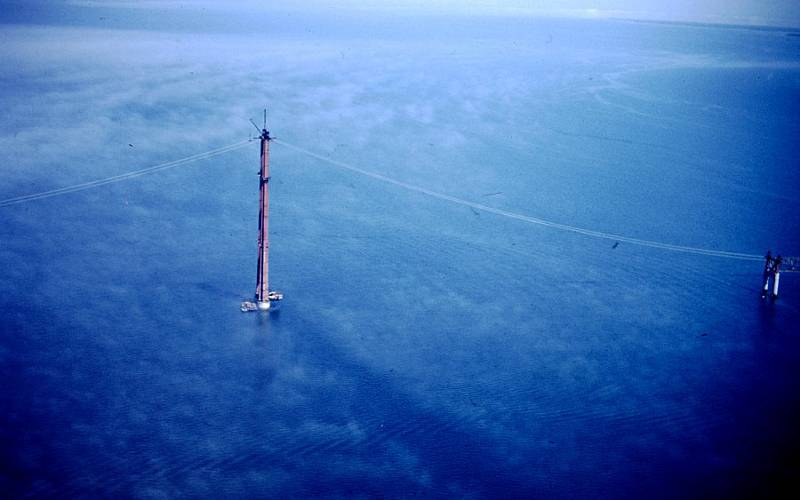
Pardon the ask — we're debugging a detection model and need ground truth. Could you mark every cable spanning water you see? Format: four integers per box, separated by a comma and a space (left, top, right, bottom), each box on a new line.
0, 136, 766, 262
0, 140, 251, 207
275, 139, 764, 262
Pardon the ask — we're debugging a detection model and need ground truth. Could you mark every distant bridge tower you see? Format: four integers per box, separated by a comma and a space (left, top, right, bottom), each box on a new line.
242, 112, 283, 312
761, 252, 798, 301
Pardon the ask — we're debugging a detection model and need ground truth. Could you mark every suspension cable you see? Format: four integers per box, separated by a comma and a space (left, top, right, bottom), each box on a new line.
274, 139, 764, 262
0, 139, 251, 207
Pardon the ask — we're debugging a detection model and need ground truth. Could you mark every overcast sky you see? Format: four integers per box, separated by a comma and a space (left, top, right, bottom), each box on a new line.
2, 0, 797, 28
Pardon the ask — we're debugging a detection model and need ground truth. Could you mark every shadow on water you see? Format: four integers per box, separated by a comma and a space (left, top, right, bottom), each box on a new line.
2, 292, 530, 497
253, 311, 545, 498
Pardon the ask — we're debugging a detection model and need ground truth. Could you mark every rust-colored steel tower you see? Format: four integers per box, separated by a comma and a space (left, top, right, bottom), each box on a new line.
255, 126, 272, 307
242, 117, 282, 312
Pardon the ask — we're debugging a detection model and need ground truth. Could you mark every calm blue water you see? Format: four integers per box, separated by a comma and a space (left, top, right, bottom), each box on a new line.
2, 13, 800, 498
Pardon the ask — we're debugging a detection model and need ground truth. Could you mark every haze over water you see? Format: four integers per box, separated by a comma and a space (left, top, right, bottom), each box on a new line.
2, 4, 800, 498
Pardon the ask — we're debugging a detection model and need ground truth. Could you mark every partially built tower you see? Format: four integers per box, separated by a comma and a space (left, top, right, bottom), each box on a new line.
242, 120, 283, 312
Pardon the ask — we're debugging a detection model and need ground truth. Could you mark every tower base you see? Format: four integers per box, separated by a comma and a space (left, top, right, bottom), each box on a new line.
240, 291, 283, 312
240, 300, 271, 312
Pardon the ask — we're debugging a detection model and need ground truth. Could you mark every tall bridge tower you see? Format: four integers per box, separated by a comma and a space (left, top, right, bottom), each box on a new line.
242, 113, 283, 312
255, 125, 272, 307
